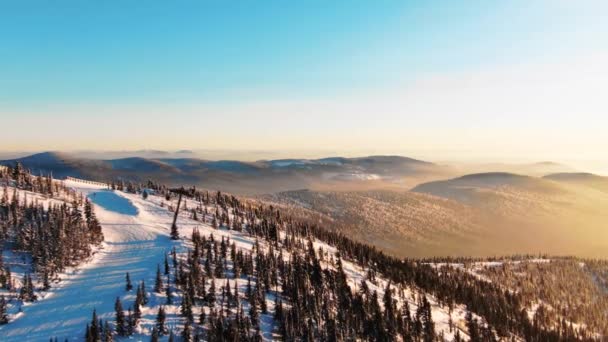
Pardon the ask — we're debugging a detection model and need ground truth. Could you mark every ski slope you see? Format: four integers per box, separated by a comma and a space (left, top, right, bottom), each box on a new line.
1, 178, 475, 341
1, 180, 182, 341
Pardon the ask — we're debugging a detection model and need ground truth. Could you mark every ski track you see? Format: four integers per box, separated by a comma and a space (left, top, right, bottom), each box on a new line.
1, 181, 179, 341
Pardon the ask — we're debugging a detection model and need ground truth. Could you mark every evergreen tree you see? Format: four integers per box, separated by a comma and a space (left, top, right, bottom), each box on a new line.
103, 321, 113, 342
420, 296, 435, 342
164, 254, 170, 275
90, 309, 101, 342
150, 326, 159, 342
125, 272, 133, 291
154, 264, 163, 293
166, 281, 173, 304
85, 323, 91, 342
466, 311, 480, 342
126, 307, 135, 336
170, 222, 179, 240
140, 281, 148, 305
156, 306, 167, 335
114, 297, 126, 336
207, 278, 216, 306
0, 296, 8, 324
19, 274, 36, 302
182, 319, 192, 342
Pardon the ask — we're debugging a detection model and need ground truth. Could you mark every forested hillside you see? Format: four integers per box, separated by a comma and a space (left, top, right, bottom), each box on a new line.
0, 164, 604, 341
0, 163, 104, 326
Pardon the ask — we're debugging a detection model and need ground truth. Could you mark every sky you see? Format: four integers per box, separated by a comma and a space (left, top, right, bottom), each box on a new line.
0, 1, 607, 171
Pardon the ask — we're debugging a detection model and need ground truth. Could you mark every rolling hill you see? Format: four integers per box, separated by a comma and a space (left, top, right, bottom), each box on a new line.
411, 172, 608, 257
263, 189, 484, 257
264, 171, 608, 258
544, 172, 608, 193
0, 152, 450, 194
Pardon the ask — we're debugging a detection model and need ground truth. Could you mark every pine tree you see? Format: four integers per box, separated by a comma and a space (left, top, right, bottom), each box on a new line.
125, 272, 133, 291
126, 307, 135, 336
0, 296, 8, 324
182, 319, 192, 342
466, 311, 480, 342
85, 323, 91, 342
420, 296, 435, 342
166, 282, 173, 305
134, 285, 142, 305
383, 283, 397, 337
154, 264, 163, 293
164, 254, 170, 275
151, 326, 159, 342
90, 309, 101, 342
140, 281, 148, 305
156, 306, 167, 335
114, 297, 126, 336
206, 278, 216, 307
42, 270, 51, 291
181, 292, 193, 322
170, 222, 179, 240
19, 274, 36, 302
104, 321, 113, 342
134, 296, 142, 325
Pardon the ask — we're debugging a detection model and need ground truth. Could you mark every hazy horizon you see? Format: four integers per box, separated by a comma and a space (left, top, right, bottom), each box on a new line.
1, 148, 607, 176
1, 1, 607, 171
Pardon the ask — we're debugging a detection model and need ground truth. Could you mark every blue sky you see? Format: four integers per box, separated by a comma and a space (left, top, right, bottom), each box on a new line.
1, 1, 607, 169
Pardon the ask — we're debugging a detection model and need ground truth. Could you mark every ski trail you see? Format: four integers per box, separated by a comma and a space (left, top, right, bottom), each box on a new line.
0, 184, 178, 341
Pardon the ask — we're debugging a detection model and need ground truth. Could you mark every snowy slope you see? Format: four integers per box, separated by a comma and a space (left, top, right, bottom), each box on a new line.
1, 178, 476, 341
1, 180, 180, 341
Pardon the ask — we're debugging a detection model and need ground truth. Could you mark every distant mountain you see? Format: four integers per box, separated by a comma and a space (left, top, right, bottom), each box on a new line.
67, 149, 195, 160
408, 171, 608, 258
411, 172, 563, 205
544, 172, 608, 193
0, 152, 447, 194
0, 151, 84, 178
450, 161, 575, 177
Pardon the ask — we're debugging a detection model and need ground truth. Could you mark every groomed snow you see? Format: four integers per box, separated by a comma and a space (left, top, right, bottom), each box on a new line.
1, 180, 181, 341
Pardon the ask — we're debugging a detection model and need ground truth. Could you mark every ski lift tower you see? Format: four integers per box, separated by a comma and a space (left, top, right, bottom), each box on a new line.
169, 186, 189, 240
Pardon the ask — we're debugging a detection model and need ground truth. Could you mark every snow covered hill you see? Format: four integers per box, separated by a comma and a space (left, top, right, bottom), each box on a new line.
1, 179, 477, 341
1, 180, 176, 340
1, 173, 600, 341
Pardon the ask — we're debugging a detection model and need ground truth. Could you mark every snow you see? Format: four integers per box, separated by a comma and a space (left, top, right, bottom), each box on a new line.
269, 160, 308, 167
322, 172, 382, 181
1, 180, 179, 341
1, 177, 480, 341
89, 190, 139, 216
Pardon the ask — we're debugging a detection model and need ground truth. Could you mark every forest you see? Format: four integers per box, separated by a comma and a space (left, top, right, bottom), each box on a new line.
0, 166, 604, 341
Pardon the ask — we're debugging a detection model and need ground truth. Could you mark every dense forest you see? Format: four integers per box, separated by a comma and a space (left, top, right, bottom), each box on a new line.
0, 165, 604, 341
0, 164, 104, 323
79, 178, 601, 341
475, 258, 608, 337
